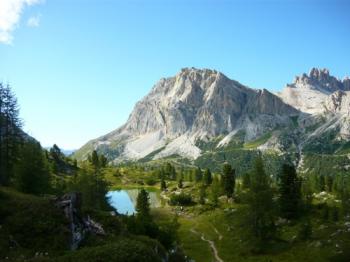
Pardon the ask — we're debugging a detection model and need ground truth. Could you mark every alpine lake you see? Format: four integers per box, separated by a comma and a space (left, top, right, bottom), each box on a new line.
106, 188, 163, 215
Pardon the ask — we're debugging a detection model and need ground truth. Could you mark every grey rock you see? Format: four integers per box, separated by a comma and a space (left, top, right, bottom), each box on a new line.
75, 68, 299, 162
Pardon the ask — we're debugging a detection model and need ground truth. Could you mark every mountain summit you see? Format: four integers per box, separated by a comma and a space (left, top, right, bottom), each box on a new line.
75, 68, 299, 162
278, 68, 350, 114
75, 67, 350, 169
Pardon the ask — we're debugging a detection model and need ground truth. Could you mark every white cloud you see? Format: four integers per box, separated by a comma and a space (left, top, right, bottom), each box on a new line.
27, 14, 40, 27
0, 0, 43, 44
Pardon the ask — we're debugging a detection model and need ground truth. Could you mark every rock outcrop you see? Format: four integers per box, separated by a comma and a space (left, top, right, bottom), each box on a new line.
56, 193, 105, 250
278, 68, 350, 114
75, 68, 299, 162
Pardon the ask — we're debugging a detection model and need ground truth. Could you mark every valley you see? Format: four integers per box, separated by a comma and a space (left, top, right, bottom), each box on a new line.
1, 68, 350, 262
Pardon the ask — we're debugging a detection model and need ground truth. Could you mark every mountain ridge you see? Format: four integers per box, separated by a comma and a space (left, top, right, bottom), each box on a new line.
74, 67, 350, 168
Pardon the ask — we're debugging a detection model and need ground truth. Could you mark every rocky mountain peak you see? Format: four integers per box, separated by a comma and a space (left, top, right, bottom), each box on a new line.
291, 67, 349, 93
278, 68, 350, 114
75, 68, 300, 162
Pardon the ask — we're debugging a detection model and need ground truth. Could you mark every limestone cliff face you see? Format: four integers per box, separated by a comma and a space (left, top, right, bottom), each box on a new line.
75, 68, 299, 162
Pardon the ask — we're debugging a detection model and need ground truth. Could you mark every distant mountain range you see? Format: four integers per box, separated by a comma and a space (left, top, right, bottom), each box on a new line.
45, 147, 76, 156
74, 67, 350, 174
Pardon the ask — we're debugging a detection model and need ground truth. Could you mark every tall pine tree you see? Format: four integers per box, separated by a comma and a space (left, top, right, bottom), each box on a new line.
136, 189, 151, 220
278, 163, 302, 219
246, 156, 275, 241
203, 168, 213, 186
0, 83, 22, 185
222, 163, 236, 198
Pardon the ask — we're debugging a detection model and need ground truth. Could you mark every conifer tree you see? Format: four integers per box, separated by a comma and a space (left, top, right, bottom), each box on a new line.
246, 156, 275, 241
210, 176, 220, 206
136, 189, 151, 220
99, 154, 108, 168
222, 163, 235, 198
199, 185, 206, 204
0, 83, 22, 185
91, 150, 100, 168
161, 178, 167, 191
278, 163, 302, 219
15, 141, 50, 195
194, 167, 203, 182
178, 178, 183, 189
203, 168, 213, 185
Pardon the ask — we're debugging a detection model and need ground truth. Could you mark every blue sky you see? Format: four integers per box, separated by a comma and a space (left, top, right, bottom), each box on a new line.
0, 0, 349, 149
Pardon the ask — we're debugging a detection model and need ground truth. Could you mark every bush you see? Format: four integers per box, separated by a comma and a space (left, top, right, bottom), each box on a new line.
169, 193, 193, 206
145, 177, 157, 186
57, 238, 163, 262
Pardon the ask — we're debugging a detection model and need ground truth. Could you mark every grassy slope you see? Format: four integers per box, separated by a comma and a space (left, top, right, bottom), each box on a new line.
152, 204, 350, 262
0, 187, 70, 260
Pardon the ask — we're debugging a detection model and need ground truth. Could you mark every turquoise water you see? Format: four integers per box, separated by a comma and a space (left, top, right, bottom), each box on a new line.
106, 189, 161, 215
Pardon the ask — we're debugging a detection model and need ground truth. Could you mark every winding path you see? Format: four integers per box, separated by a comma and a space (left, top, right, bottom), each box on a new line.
190, 229, 224, 262
212, 225, 223, 241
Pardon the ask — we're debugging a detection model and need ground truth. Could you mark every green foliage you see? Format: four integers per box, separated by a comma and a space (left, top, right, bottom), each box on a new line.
203, 168, 213, 185
278, 163, 302, 219
90, 150, 100, 168
169, 193, 193, 206
245, 156, 276, 241
297, 218, 312, 240
57, 238, 163, 262
209, 176, 220, 206
15, 141, 51, 195
0, 83, 22, 186
160, 179, 167, 191
221, 163, 236, 198
0, 187, 70, 259
242, 172, 251, 189
178, 178, 183, 188
68, 163, 110, 210
136, 189, 151, 220
164, 162, 177, 180
145, 177, 157, 186
199, 185, 206, 204
243, 132, 272, 149
194, 167, 203, 182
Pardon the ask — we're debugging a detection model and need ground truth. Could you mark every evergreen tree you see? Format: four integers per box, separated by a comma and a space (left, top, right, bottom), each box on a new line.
99, 154, 108, 168
278, 163, 302, 219
210, 176, 220, 206
68, 162, 109, 210
164, 162, 176, 180
194, 167, 203, 183
177, 168, 184, 182
325, 175, 333, 192
50, 144, 63, 161
161, 178, 167, 191
91, 150, 100, 168
178, 178, 183, 189
136, 189, 151, 220
222, 163, 236, 198
199, 185, 206, 204
319, 175, 326, 192
203, 168, 213, 186
246, 156, 275, 241
0, 83, 22, 185
242, 173, 251, 189
15, 141, 50, 195
189, 172, 193, 182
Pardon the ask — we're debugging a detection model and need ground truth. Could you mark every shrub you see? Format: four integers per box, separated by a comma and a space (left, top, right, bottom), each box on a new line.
145, 177, 157, 186
57, 238, 162, 262
169, 193, 193, 206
